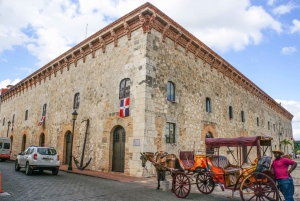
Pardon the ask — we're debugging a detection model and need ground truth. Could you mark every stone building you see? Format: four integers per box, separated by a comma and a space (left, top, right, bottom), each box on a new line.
0, 3, 294, 176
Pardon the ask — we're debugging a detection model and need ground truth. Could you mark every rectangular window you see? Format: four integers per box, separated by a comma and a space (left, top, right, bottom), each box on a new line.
273, 124, 275, 131
166, 122, 175, 143
3, 143, 10, 149
268, 122, 270, 130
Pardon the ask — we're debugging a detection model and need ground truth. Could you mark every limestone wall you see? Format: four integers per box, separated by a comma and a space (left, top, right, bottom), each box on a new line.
143, 29, 293, 161
0, 28, 148, 176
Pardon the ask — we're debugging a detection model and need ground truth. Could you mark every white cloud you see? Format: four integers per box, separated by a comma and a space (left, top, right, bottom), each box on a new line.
267, 0, 276, 6
0, 0, 282, 67
0, 78, 21, 89
281, 46, 297, 55
272, 3, 296, 15
1, 58, 8, 62
276, 99, 300, 140
291, 19, 300, 34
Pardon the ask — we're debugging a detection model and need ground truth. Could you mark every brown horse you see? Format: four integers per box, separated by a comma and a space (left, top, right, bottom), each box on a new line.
140, 152, 184, 190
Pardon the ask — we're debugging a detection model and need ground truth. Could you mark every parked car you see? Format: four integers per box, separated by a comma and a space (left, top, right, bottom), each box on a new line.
15, 146, 60, 175
0, 137, 11, 161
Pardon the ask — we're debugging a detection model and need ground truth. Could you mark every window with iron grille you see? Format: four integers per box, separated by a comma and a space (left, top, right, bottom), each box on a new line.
25, 110, 28, 121
241, 111, 245, 122
229, 106, 233, 120
42, 104, 47, 116
119, 78, 130, 99
206, 98, 211, 113
167, 81, 175, 102
113, 131, 119, 142
73, 93, 80, 109
165, 122, 175, 143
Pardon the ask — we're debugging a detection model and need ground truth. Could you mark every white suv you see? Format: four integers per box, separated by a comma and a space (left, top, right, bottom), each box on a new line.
15, 146, 60, 175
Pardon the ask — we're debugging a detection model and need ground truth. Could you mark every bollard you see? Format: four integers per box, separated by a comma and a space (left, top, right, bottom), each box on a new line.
0, 172, 4, 193
162, 180, 169, 191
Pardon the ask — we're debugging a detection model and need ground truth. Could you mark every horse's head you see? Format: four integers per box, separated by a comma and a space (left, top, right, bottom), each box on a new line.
140, 152, 155, 168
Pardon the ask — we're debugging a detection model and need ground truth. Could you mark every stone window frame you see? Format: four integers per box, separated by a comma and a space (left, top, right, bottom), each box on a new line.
73, 93, 80, 109
25, 110, 28, 121
273, 124, 275, 131
229, 106, 233, 120
119, 78, 130, 99
12, 114, 15, 131
167, 81, 175, 102
165, 122, 175, 143
257, 117, 260, 127
268, 121, 270, 130
206, 97, 211, 113
2, 117, 5, 126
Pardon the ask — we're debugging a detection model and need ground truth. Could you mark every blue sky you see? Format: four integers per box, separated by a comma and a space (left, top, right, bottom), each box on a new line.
1, 0, 300, 139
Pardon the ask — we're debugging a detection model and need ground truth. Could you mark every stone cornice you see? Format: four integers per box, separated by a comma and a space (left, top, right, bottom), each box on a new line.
0, 2, 293, 120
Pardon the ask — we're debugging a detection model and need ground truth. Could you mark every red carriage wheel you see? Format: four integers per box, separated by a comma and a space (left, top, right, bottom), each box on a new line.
196, 172, 215, 194
239, 172, 279, 201
172, 172, 191, 198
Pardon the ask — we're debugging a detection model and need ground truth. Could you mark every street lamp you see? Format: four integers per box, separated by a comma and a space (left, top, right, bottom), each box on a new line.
6, 120, 11, 137
68, 110, 78, 170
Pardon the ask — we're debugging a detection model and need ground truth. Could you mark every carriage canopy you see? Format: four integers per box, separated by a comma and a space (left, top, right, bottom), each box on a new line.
205, 136, 272, 148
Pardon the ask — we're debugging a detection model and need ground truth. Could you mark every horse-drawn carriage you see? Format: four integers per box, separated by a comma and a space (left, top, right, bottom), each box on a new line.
140, 136, 280, 200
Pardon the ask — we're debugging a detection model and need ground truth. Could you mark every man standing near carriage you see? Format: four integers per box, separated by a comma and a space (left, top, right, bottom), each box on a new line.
271, 149, 297, 201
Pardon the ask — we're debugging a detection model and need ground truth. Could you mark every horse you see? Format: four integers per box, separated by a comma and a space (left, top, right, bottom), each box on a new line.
140, 152, 184, 190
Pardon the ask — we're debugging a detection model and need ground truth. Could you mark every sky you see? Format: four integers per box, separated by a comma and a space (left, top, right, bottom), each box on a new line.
0, 0, 300, 139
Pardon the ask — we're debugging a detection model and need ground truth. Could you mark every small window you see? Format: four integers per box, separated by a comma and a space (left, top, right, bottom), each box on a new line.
273, 124, 275, 131
3, 143, 10, 149
241, 111, 245, 122
206, 98, 211, 113
73, 93, 80, 109
257, 117, 259, 126
268, 121, 270, 130
12, 114, 15, 131
167, 81, 175, 102
42, 104, 47, 116
25, 110, 28, 120
2, 118, 5, 126
229, 106, 233, 120
165, 122, 175, 143
119, 78, 130, 99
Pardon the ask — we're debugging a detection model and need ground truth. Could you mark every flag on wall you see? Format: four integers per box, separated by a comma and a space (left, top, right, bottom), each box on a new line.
120, 97, 130, 117
38, 116, 46, 126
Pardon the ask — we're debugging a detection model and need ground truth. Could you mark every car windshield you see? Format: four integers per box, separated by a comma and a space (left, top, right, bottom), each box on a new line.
37, 148, 57, 155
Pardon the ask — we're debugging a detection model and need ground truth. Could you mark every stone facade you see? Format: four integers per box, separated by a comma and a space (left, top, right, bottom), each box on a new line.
0, 3, 293, 176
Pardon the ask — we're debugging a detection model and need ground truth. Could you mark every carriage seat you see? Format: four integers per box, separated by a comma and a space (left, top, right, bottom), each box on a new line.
209, 155, 240, 174
179, 151, 194, 169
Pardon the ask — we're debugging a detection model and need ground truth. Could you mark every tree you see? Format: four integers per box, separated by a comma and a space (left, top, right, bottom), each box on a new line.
280, 139, 292, 154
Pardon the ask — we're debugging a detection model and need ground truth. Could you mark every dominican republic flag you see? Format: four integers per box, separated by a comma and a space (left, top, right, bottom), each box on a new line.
120, 97, 130, 117
38, 116, 46, 126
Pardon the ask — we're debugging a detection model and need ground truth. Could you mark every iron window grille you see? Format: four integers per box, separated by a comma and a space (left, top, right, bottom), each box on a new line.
73, 93, 80, 109
167, 81, 175, 102
42, 104, 47, 116
229, 106, 233, 120
241, 111, 245, 122
206, 98, 211, 113
165, 122, 175, 143
119, 78, 130, 99
25, 110, 28, 121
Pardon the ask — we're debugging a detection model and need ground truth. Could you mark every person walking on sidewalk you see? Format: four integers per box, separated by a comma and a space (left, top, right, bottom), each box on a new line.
271, 149, 297, 201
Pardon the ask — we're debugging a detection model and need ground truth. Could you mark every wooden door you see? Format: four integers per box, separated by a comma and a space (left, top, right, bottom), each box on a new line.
65, 132, 71, 164
112, 126, 125, 172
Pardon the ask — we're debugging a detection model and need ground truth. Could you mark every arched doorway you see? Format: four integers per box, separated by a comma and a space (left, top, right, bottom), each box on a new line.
206, 132, 214, 155
112, 126, 126, 173
39, 133, 45, 147
21, 134, 26, 152
65, 131, 72, 165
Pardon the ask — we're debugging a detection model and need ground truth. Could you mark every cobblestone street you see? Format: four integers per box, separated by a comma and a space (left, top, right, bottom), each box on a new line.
1, 159, 300, 201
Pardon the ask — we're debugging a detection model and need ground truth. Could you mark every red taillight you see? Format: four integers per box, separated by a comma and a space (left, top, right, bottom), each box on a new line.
33, 153, 38, 160
57, 154, 59, 161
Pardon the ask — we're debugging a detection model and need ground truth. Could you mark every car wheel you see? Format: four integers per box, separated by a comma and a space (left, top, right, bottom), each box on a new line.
15, 160, 21, 171
52, 168, 59, 175
25, 162, 32, 175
